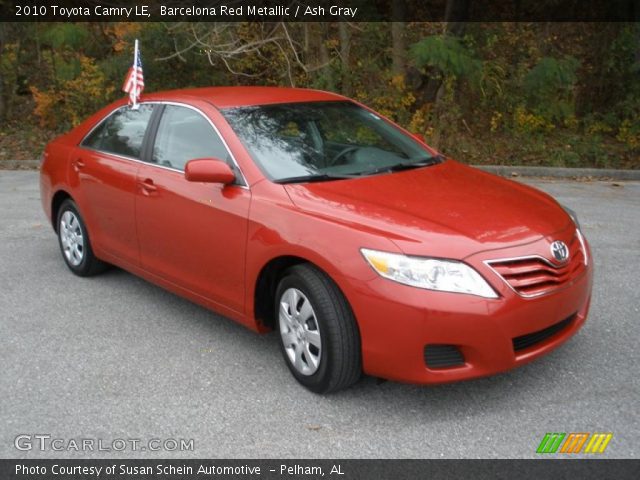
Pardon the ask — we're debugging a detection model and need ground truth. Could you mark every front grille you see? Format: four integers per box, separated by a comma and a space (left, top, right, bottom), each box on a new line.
424, 345, 465, 369
487, 232, 586, 297
512, 314, 576, 352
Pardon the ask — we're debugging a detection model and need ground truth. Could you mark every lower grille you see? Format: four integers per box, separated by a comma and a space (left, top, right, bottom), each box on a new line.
512, 314, 576, 352
424, 345, 465, 369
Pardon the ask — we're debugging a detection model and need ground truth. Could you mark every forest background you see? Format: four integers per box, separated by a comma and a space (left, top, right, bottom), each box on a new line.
0, 21, 638, 168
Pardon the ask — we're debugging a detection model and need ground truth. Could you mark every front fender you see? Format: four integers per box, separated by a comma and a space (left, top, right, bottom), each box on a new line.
243, 180, 400, 331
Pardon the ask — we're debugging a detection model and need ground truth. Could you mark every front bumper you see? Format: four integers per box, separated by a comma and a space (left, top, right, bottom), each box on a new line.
341, 234, 594, 385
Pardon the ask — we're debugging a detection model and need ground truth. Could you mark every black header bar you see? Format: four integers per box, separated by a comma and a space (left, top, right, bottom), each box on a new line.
3, 0, 640, 22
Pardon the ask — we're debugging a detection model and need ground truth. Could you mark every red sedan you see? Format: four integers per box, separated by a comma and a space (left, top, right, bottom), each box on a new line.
40, 87, 593, 393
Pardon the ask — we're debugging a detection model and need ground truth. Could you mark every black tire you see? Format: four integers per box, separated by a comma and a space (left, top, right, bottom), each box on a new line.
56, 199, 108, 277
275, 264, 361, 393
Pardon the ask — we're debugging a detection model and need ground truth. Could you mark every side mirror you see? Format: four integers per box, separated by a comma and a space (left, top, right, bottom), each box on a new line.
411, 132, 425, 143
184, 158, 236, 185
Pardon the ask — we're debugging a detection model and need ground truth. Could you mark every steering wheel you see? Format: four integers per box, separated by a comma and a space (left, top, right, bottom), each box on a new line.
327, 145, 359, 166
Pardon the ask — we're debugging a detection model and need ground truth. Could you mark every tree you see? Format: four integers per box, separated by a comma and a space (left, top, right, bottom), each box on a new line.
390, 3, 406, 77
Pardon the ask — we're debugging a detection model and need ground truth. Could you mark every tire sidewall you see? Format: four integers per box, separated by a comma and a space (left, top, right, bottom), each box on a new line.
56, 200, 91, 275
275, 273, 332, 393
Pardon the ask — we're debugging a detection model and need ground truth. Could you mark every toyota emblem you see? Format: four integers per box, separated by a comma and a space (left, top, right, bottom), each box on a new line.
550, 241, 569, 262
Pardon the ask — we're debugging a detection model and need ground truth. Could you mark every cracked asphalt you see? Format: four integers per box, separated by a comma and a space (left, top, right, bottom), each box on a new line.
0, 170, 638, 459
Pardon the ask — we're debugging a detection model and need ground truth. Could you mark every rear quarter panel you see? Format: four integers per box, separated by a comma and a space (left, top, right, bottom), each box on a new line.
40, 99, 129, 228
40, 135, 74, 228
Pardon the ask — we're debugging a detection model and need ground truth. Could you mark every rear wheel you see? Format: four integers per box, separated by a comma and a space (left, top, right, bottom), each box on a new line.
275, 264, 361, 393
56, 199, 108, 276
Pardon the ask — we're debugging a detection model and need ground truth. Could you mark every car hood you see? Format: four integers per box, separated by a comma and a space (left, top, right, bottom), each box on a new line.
283, 160, 571, 258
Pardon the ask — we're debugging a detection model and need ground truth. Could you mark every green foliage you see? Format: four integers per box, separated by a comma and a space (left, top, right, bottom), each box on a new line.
40, 24, 90, 50
1, 22, 638, 168
617, 119, 640, 150
522, 56, 580, 125
410, 35, 481, 80
524, 56, 579, 95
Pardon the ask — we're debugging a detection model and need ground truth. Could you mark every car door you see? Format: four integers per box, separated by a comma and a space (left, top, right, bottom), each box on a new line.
135, 103, 251, 314
73, 104, 155, 266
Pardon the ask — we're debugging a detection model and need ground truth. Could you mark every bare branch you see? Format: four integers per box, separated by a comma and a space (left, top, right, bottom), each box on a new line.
156, 21, 333, 82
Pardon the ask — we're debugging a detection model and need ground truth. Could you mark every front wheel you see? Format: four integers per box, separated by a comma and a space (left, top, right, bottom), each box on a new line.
275, 264, 361, 393
56, 199, 108, 277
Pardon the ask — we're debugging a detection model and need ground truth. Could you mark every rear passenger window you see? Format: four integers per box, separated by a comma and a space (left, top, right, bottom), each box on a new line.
81, 105, 154, 159
82, 121, 108, 150
152, 105, 229, 171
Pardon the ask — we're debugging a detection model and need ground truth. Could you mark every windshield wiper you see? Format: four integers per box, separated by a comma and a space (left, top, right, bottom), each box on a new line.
275, 155, 444, 183
274, 173, 357, 184
358, 155, 444, 177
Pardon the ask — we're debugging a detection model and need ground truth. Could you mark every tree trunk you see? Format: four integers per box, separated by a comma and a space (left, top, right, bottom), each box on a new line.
338, 22, 351, 95
444, 0, 470, 36
391, 3, 406, 77
302, 23, 309, 59
417, 0, 470, 104
0, 23, 6, 123
636, 23, 640, 73
314, 23, 334, 90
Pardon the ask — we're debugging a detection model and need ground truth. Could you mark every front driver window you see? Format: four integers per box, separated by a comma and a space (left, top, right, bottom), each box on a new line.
152, 105, 229, 171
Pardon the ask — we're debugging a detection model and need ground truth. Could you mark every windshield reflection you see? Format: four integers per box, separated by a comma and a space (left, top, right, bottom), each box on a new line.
222, 101, 435, 182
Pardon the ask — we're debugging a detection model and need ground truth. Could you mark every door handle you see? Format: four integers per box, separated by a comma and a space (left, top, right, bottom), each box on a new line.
140, 178, 157, 194
72, 159, 85, 171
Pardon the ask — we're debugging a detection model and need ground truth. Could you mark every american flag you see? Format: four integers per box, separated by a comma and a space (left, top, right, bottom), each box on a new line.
122, 39, 144, 108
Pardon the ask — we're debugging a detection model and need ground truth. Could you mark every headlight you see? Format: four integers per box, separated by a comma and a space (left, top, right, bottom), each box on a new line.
361, 248, 498, 298
562, 205, 581, 231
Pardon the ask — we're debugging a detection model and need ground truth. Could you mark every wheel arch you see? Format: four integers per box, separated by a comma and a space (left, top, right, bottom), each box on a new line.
254, 255, 309, 331
51, 189, 73, 232
253, 254, 355, 333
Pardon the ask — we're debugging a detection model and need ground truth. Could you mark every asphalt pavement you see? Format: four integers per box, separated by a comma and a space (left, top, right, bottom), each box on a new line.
1, 170, 638, 459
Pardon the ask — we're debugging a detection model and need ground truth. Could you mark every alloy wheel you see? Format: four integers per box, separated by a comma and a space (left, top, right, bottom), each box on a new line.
279, 287, 322, 376
59, 211, 84, 267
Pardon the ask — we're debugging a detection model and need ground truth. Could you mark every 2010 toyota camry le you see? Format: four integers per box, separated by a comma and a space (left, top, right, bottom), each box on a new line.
40, 86, 593, 393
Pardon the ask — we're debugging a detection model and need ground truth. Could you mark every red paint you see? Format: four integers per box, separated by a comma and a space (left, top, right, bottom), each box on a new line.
184, 158, 236, 184
40, 87, 593, 384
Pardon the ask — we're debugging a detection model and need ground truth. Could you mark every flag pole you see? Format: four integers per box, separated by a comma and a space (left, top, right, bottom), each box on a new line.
131, 39, 139, 110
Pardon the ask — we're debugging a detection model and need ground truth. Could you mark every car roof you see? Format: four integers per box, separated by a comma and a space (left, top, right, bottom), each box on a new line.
145, 86, 347, 109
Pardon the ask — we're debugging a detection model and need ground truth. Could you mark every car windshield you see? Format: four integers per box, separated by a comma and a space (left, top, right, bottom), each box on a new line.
222, 101, 439, 183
